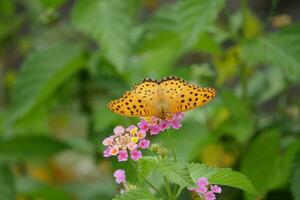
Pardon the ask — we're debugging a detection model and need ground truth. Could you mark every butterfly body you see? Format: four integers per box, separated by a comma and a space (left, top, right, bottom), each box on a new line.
108, 76, 216, 119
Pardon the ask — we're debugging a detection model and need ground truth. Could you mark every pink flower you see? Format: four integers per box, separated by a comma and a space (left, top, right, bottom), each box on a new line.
204, 191, 216, 200
159, 121, 169, 131
113, 169, 126, 184
118, 150, 128, 162
136, 130, 146, 139
138, 112, 184, 136
189, 176, 222, 200
102, 124, 144, 162
197, 177, 209, 187
138, 120, 149, 131
102, 136, 114, 146
126, 125, 137, 132
127, 142, 138, 150
114, 126, 125, 135
139, 139, 150, 149
169, 120, 181, 129
195, 185, 208, 194
109, 146, 119, 155
130, 149, 142, 161
103, 147, 112, 157
175, 112, 184, 120
210, 185, 222, 194
150, 125, 160, 135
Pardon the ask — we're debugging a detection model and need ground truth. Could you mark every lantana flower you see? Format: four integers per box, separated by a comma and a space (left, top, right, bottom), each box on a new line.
138, 112, 184, 135
103, 125, 149, 162
189, 177, 222, 200
114, 169, 126, 184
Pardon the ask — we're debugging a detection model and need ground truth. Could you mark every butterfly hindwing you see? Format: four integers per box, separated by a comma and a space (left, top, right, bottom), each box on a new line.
108, 79, 160, 117
159, 76, 217, 113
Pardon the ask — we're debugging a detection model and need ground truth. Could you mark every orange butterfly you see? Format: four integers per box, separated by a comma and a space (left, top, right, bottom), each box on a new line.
108, 76, 217, 119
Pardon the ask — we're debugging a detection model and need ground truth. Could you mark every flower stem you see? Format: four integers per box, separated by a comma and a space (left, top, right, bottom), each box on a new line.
166, 129, 177, 162
129, 160, 164, 197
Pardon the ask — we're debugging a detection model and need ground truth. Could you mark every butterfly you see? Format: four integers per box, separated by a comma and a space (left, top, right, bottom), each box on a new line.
108, 76, 217, 119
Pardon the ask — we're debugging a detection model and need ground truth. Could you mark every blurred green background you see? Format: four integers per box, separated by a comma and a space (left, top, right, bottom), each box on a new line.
0, 0, 300, 199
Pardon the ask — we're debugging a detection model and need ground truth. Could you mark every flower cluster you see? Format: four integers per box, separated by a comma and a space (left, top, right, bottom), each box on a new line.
138, 112, 184, 135
114, 169, 126, 184
189, 177, 222, 200
103, 125, 150, 162
103, 112, 184, 162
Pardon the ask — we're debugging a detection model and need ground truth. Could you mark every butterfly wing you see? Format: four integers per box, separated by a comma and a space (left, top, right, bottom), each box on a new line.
159, 76, 217, 113
108, 79, 160, 117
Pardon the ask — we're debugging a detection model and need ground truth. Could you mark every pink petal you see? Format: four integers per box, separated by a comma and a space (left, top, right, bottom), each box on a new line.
113, 169, 126, 184
130, 149, 142, 161
204, 191, 216, 200
139, 139, 150, 149
197, 177, 209, 187
117, 150, 128, 162
114, 126, 125, 135
210, 185, 222, 194
150, 125, 161, 135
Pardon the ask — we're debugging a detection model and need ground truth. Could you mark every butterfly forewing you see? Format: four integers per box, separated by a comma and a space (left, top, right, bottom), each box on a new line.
108, 80, 160, 117
159, 77, 217, 113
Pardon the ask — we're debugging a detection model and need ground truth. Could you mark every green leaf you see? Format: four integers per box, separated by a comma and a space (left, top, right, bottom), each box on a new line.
0, 135, 70, 162
291, 151, 300, 200
247, 66, 286, 104
113, 188, 157, 200
153, 121, 212, 161
138, 156, 159, 177
134, 32, 182, 77
189, 163, 257, 194
72, 0, 134, 72
242, 23, 300, 82
8, 43, 83, 126
270, 140, 300, 189
241, 130, 280, 199
217, 90, 255, 143
157, 160, 194, 187
146, 0, 224, 51
0, 164, 15, 200
179, 0, 225, 50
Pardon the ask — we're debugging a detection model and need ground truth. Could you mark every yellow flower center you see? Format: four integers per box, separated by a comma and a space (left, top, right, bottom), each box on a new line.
130, 127, 138, 135
131, 137, 139, 144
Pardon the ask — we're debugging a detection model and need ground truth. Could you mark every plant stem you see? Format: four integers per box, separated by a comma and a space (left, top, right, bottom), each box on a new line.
129, 160, 164, 197
166, 129, 177, 162
175, 186, 184, 198
164, 177, 173, 199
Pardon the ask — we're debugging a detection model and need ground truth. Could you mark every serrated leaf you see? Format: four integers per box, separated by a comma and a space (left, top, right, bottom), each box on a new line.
0, 135, 70, 162
242, 23, 300, 82
113, 188, 157, 200
138, 156, 158, 177
0, 164, 15, 200
72, 0, 134, 72
158, 160, 194, 187
291, 151, 300, 200
189, 163, 257, 194
241, 130, 280, 200
8, 43, 83, 126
